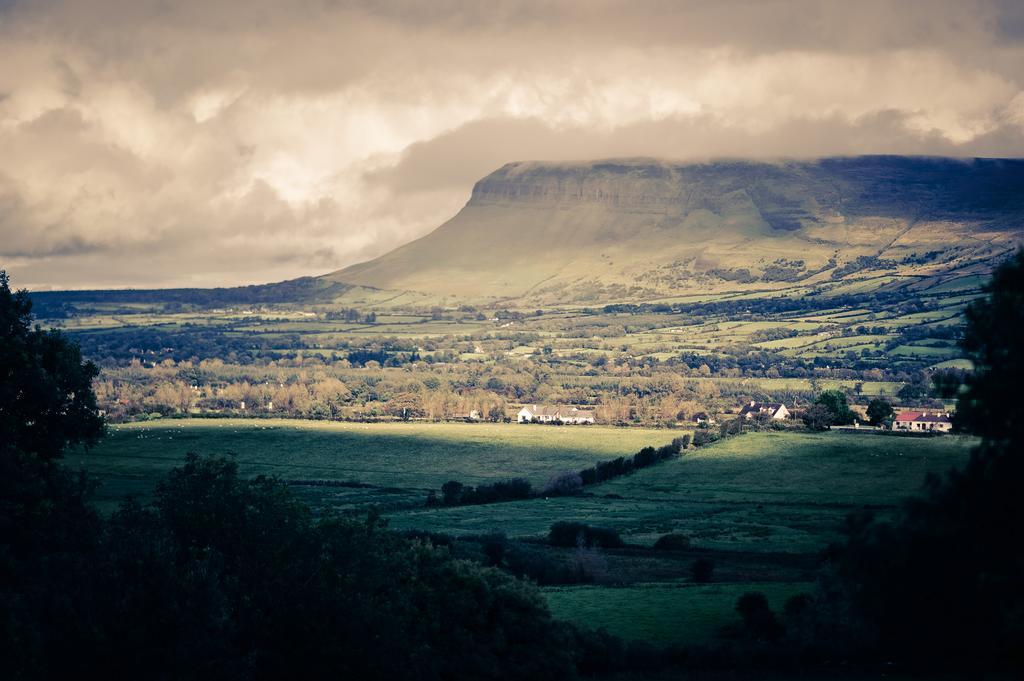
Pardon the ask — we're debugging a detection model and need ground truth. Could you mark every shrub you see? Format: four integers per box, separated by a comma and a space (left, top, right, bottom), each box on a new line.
815, 389, 855, 425
735, 592, 784, 642
692, 429, 719, 447
480, 532, 508, 567
549, 521, 624, 549
633, 446, 660, 468
691, 557, 715, 583
434, 478, 533, 506
866, 397, 894, 425
441, 479, 465, 505
468, 478, 533, 504
719, 417, 743, 437
400, 529, 454, 547
672, 434, 691, 450
801, 404, 833, 431
653, 533, 692, 551
504, 543, 591, 585
543, 471, 583, 496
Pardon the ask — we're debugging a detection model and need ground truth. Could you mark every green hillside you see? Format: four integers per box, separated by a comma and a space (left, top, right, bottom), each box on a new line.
329, 156, 1024, 302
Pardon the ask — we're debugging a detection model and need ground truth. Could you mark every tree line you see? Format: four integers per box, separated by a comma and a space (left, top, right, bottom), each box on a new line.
426, 437, 691, 508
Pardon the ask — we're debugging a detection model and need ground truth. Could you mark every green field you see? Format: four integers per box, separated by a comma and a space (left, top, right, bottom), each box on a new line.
386, 431, 975, 552
72, 419, 678, 510
544, 582, 806, 647
72, 420, 975, 649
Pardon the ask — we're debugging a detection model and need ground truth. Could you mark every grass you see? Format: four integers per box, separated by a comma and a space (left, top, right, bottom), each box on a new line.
600, 430, 974, 506
68, 420, 975, 655
543, 582, 807, 647
385, 431, 974, 552
70, 419, 678, 510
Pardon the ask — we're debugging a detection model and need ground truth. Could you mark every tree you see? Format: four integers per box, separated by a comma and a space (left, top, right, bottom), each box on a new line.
1, 269, 107, 670
440, 480, 465, 505
865, 398, 894, 426
801, 404, 833, 431
814, 390, 855, 425
1, 270, 105, 552
543, 471, 583, 496
954, 251, 1024, 440
820, 251, 1024, 670
735, 592, 784, 642
0, 271, 588, 680
0, 270, 103, 462
9, 453, 583, 679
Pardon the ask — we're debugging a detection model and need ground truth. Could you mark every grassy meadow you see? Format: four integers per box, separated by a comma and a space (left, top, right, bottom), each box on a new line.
72, 418, 678, 510
544, 582, 807, 647
385, 430, 974, 552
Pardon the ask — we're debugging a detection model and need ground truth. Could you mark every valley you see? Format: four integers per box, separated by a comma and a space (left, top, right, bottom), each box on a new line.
15, 154, 1021, 675
72, 419, 975, 650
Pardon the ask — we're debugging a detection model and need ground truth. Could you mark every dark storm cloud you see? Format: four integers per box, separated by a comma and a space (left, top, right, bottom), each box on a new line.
0, 0, 1022, 288
372, 110, 1018, 196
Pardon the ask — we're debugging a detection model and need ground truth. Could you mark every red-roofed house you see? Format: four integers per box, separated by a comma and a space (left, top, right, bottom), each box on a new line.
893, 411, 953, 433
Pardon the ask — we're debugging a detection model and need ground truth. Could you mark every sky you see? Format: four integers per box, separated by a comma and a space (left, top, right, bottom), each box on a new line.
2, 0, 1024, 290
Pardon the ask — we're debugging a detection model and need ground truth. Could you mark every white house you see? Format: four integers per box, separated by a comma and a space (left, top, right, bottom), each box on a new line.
738, 401, 790, 420
893, 411, 953, 433
693, 411, 716, 426
517, 405, 595, 424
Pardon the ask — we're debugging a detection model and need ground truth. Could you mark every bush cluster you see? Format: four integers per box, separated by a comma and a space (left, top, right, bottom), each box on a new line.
692, 429, 719, 447
428, 478, 533, 506
4, 453, 585, 680
543, 470, 583, 495
548, 521, 624, 549
578, 440, 683, 486
471, 533, 596, 585
429, 437, 689, 507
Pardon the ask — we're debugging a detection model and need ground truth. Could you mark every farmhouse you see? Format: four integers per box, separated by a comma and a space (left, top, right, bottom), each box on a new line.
893, 411, 953, 433
517, 404, 596, 424
738, 401, 790, 420
693, 411, 715, 426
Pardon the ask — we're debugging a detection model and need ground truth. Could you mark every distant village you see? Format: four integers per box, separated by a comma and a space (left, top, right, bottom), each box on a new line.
512, 400, 953, 434
104, 376, 955, 434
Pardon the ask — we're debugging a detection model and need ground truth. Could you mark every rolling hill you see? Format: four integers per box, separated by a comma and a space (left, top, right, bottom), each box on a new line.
327, 156, 1024, 304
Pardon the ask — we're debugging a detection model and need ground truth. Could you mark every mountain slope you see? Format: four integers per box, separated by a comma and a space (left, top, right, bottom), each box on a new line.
328, 156, 1024, 302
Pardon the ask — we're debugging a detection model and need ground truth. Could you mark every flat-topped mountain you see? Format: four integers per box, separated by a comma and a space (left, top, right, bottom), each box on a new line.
329, 156, 1024, 302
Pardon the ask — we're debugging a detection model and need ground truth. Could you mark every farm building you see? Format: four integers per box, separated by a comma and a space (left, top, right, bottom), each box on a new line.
893, 411, 953, 433
693, 411, 716, 426
738, 401, 790, 420
517, 405, 596, 424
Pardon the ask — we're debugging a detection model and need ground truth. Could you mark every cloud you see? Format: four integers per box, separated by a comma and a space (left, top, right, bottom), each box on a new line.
0, 0, 1023, 288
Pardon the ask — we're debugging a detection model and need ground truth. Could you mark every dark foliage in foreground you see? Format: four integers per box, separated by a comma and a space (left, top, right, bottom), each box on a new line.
792, 251, 1024, 671
733, 593, 784, 643
0, 271, 103, 463
0, 271, 586, 680
3, 452, 588, 680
